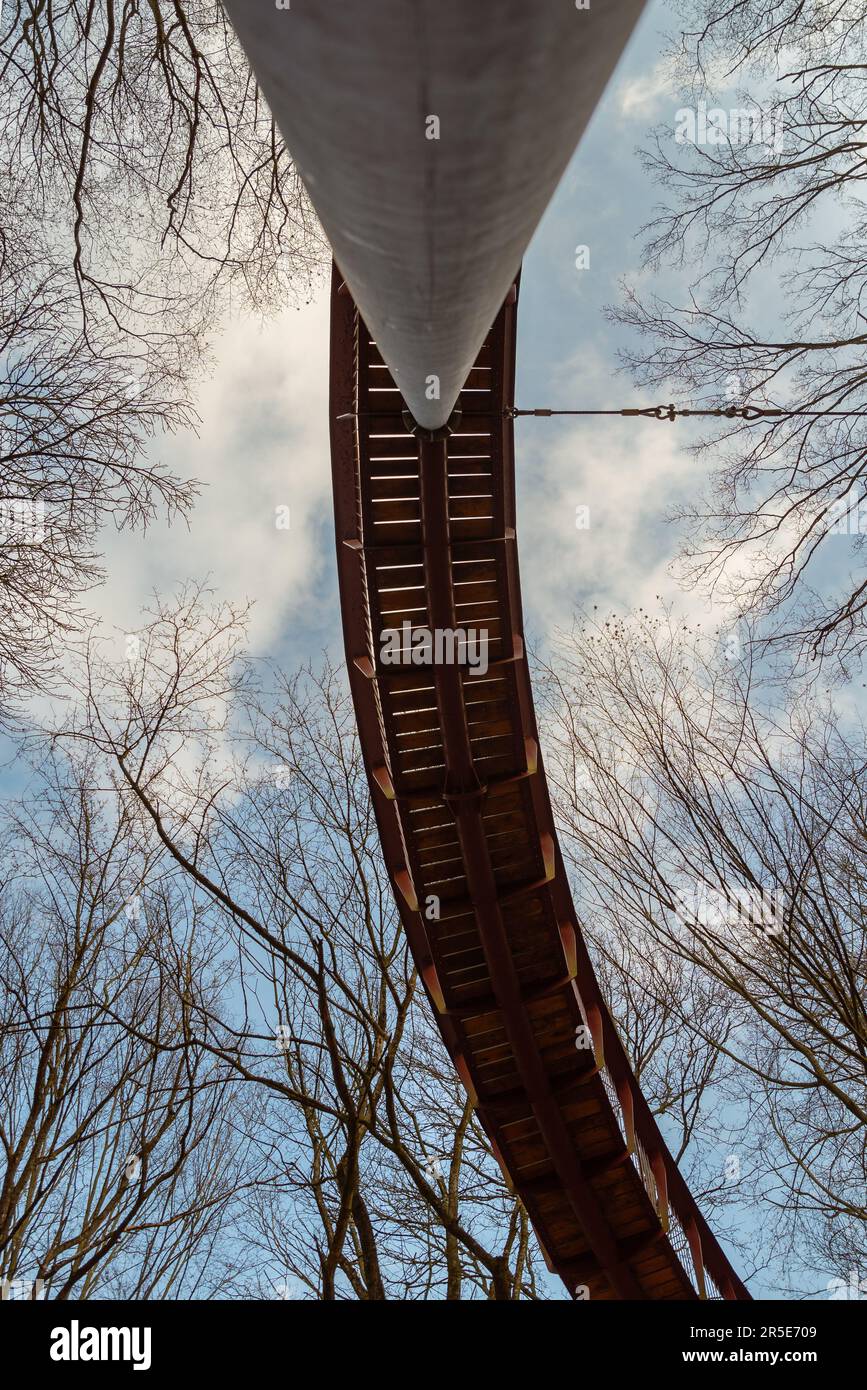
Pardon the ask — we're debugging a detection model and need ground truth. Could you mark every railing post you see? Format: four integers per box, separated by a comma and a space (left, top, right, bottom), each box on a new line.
686, 1218, 708, 1300
615, 1077, 636, 1154
650, 1153, 669, 1232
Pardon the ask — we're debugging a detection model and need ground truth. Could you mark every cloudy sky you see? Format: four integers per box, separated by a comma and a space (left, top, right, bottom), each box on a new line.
88, 1, 863, 704
90, 5, 731, 678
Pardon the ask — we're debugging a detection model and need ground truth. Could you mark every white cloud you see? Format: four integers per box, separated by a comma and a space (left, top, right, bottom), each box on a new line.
514, 336, 737, 651
615, 63, 673, 118
94, 292, 333, 662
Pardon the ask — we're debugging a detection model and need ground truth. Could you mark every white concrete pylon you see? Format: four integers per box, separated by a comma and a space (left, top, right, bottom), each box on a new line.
222, 0, 646, 430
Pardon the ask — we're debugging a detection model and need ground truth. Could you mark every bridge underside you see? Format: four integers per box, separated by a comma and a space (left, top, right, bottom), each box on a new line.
329, 264, 750, 1300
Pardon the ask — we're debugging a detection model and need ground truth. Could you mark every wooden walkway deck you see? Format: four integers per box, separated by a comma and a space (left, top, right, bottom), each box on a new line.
329, 263, 749, 1301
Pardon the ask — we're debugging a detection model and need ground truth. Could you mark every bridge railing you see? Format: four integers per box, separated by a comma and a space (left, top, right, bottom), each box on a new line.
591, 996, 743, 1299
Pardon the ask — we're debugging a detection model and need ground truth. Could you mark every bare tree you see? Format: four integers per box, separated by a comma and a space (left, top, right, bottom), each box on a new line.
536, 607, 867, 1294
0, 204, 199, 706
611, 0, 867, 667
0, 3, 326, 710
0, 2, 324, 347
42, 588, 551, 1299
0, 746, 254, 1300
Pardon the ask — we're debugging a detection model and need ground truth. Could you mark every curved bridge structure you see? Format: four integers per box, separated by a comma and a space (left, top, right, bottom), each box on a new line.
330, 264, 750, 1301
221, 0, 750, 1301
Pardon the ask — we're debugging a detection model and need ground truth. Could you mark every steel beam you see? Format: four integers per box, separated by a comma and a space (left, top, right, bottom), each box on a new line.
222, 0, 645, 429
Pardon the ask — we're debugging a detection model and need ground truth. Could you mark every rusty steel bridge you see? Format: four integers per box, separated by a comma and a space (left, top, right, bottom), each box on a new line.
224, 0, 751, 1300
